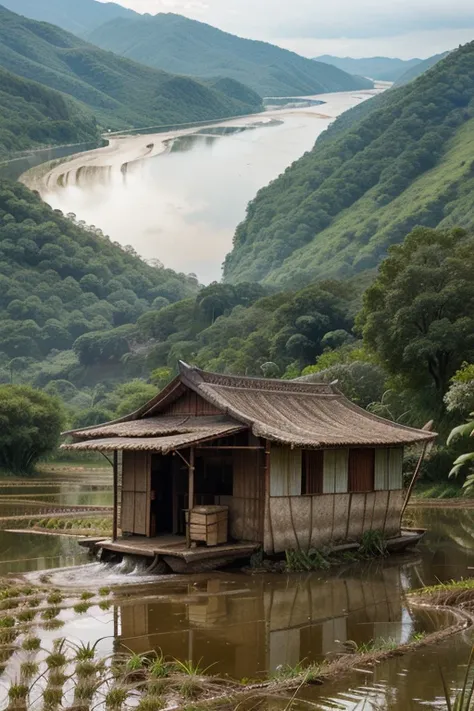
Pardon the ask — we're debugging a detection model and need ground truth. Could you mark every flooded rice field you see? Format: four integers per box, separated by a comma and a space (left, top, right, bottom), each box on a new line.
0, 473, 473, 708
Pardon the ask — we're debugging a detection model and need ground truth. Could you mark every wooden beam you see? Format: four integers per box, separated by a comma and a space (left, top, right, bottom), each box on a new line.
112, 450, 118, 542
186, 447, 195, 549
196, 446, 264, 450
400, 421, 434, 525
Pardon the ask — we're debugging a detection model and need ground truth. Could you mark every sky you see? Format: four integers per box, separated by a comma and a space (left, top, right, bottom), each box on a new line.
100, 0, 474, 59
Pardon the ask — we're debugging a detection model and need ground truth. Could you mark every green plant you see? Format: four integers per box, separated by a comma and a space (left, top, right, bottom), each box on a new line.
136, 696, 164, 711
285, 548, 331, 572
42, 607, 60, 621
16, 609, 36, 623
74, 602, 91, 614
105, 687, 128, 710
80, 592, 94, 601
47, 592, 63, 605
359, 530, 388, 557
20, 661, 39, 679
8, 683, 28, 700
22, 636, 40, 651
99, 587, 111, 597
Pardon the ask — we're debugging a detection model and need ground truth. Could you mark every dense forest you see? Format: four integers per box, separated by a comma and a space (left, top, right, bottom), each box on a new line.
85, 13, 374, 98
0, 67, 99, 158
314, 55, 422, 82
223, 42, 474, 287
0, 5, 263, 131
0, 180, 198, 411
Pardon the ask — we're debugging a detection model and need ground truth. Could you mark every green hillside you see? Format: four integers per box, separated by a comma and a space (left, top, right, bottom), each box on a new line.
314, 55, 422, 81
0, 180, 198, 390
1, 0, 138, 35
0, 5, 263, 131
223, 42, 474, 287
0, 67, 99, 158
86, 13, 374, 97
394, 51, 450, 85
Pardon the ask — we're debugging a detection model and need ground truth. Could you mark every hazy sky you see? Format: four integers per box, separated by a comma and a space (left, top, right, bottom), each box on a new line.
101, 0, 474, 58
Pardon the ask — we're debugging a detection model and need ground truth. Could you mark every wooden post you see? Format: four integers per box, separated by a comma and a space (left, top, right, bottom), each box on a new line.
400, 421, 434, 526
186, 447, 195, 549
113, 450, 118, 542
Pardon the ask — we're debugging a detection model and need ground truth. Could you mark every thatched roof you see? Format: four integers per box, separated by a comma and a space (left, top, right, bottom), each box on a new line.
64, 363, 436, 452
64, 362, 436, 451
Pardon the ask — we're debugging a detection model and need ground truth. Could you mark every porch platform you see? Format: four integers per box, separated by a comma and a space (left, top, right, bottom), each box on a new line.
93, 535, 259, 572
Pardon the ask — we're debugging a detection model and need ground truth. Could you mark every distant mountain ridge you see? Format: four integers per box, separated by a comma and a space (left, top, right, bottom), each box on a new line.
223, 43, 474, 287
0, 0, 139, 35
85, 13, 374, 97
394, 51, 450, 85
0, 5, 263, 131
314, 55, 422, 81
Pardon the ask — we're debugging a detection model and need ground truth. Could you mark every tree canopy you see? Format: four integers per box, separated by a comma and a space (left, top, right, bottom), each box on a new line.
358, 227, 474, 402
0, 385, 64, 472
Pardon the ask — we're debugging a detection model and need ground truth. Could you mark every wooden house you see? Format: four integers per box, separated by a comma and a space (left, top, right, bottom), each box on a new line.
63, 362, 436, 571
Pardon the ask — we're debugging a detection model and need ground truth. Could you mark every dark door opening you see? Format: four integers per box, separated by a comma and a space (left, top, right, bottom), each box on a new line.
150, 454, 174, 536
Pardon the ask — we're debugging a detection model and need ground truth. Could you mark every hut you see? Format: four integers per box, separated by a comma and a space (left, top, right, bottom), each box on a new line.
63, 362, 436, 571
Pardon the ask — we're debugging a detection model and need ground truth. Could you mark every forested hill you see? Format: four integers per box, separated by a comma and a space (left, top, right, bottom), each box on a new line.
0, 67, 99, 158
0, 6, 263, 131
0, 0, 138, 35
314, 55, 422, 82
223, 42, 474, 287
394, 51, 450, 85
0, 180, 198, 390
85, 13, 374, 97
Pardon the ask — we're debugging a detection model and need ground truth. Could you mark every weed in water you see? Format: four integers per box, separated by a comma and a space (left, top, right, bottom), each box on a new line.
80, 592, 94, 601
359, 530, 388, 558
441, 645, 474, 710
43, 687, 63, 707
0, 616, 15, 628
73, 640, 100, 661
74, 602, 91, 614
178, 677, 202, 700
20, 661, 39, 679
46, 651, 67, 669
412, 632, 426, 642
42, 607, 60, 621
270, 661, 307, 681
172, 658, 211, 676
16, 609, 36, 623
149, 653, 169, 679
99, 587, 111, 597
99, 600, 111, 611
43, 619, 64, 631
8, 683, 28, 701
22, 636, 40, 652
76, 660, 97, 678
27, 597, 41, 609
105, 687, 128, 710
49, 669, 67, 687
46, 592, 63, 605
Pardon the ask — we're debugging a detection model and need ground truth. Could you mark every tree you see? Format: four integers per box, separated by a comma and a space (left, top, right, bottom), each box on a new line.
358, 227, 474, 405
0, 385, 64, 473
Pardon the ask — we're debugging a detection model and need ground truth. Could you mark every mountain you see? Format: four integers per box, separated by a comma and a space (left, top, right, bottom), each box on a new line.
0, 179, 198, 390
223, 43, 474, 287
0, 0, 139, 35
85, 13, 374, 97
394, 51, 450, 85
314, 55, 422, 81
0, 6, 263, 131
0, 67, 99, 158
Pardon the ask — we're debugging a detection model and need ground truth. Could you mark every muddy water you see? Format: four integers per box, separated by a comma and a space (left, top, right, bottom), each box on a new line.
40, 90, 380, 283
1, 476, 474, 708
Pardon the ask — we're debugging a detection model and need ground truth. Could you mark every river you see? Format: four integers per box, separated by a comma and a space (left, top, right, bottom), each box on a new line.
29, 90, 382, 283
0, 470, 472, 709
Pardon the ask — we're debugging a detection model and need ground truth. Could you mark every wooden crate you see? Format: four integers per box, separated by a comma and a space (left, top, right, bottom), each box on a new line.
186, 505, 229, 546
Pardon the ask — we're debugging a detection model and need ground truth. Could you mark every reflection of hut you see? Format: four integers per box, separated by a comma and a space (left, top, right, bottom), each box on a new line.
116, 566, 407, 677
63, 363, 435, 571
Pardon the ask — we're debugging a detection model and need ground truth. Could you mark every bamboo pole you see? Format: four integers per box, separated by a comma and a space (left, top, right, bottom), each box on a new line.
112, 450, 118, 542
400, 421, 434, 525
186, 447, 195, 549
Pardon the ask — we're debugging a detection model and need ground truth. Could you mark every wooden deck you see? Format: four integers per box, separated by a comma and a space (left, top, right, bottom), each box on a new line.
95, 535, 258, 570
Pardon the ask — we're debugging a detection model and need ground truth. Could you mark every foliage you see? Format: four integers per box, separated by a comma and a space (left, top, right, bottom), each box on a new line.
0, 179, 198, 400
0, 6, 263, 132
440, 645, 474, 711
314, 55, 423, 82
445, 364, 474, 416
358, 227, 474, 406
0, 385, 64, 472
0, 67, 98, 159
86, 13, 373, 98
448, 414, 474, 495
223, 42, 474, 287
394, 51, 450, 86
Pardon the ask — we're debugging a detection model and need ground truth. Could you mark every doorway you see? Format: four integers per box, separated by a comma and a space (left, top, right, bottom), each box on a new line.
150, 454, 174, 536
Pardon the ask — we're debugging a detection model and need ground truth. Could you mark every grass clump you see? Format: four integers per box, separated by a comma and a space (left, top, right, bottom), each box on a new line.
73, 602, 91, 614
16, 610, 36, 623
46, 592, 63, 605
42, 607, 60, 621
20, 660, 39, 679
22, 636, 40, 652
43, 619, 64, 631
99, 587, 111, 597
105, 687, 129, 710
137, 696, 164, 710
8, 682, 28, 700
359, 530, 388, 557
80, 592, 94, 601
